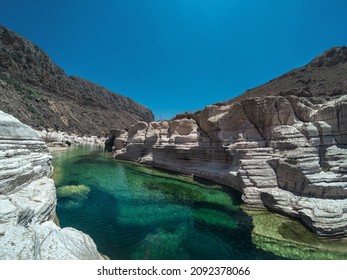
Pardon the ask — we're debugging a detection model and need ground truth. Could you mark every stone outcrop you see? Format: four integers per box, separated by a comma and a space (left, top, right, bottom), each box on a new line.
38, 129, 106, 148
0, 110, 103, 259
112, 48, 347, 237
0, 25, 154, 136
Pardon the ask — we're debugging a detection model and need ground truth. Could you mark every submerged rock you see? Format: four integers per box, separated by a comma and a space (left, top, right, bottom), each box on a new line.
56, 184, 91, 210
56, 184, 91, 199
246, 209, 347, 259
0, 110, 103, 259
192, 208, 237, 231
131, 226, 190, 260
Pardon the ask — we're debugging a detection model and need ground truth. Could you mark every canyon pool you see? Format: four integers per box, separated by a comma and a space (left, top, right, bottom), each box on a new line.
52, 145, 347, 260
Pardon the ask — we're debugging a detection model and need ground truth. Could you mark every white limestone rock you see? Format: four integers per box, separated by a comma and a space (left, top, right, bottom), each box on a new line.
113, 95, 347, 237
0, 222, 103, 260
38, 129, 106, 146
261, 188, 347, 237
0, 110, 103, 259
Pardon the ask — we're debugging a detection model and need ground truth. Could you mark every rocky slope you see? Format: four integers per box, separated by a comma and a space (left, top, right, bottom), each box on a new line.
227, 46, 347, 103
0, 25, 154, 136
0, 110, 103, 259
112, 47, 347, 237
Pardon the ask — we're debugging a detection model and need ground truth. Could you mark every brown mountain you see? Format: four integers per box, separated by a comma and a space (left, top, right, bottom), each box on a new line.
226, 46, 347, 104
0, 25, 154, 136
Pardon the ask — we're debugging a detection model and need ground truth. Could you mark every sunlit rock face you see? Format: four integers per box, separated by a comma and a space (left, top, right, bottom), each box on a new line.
113, 95, 347, 237
0, 110, 103, 259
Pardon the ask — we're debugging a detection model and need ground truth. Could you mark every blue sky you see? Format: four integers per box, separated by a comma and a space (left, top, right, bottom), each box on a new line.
1, 0, 346, 120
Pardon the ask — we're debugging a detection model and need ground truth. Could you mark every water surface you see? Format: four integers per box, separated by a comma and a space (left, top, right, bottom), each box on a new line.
53, 145, 284, 260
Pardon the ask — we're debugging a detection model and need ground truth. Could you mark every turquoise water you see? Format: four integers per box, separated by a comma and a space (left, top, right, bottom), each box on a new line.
52, 145, 284, 260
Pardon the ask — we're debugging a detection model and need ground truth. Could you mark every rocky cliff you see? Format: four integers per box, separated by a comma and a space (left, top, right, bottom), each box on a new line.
112, 47, 347, 237
0, 110, 103, 259
0, 25, 154, 136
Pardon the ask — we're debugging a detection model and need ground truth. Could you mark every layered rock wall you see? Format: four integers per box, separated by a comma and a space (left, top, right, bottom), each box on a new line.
113, 95, 347, 237
0, 110, 103, 259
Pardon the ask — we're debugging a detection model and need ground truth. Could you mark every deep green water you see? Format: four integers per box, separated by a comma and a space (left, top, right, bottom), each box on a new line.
53, 145, 285, 260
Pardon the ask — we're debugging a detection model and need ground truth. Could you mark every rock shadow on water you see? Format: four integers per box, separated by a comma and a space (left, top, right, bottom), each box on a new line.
192, 208, 237, 231
74, 155, 115, 166
143, 180, 239, 213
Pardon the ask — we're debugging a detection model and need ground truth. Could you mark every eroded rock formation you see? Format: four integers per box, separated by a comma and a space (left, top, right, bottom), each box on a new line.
38, 129, 106, 149
0, 110, 103, 259
113, 48, 347, 237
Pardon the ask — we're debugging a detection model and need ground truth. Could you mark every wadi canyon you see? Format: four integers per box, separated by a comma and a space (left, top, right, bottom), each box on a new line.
1, 24, 347, 259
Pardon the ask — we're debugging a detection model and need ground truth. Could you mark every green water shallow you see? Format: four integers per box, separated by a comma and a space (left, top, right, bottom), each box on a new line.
245, 209, 347, 259
52, 145, 347, 260
53, 145, 284, 259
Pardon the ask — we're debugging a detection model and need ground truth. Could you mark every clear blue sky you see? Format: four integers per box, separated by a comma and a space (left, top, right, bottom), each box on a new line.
1, 0, 346, 120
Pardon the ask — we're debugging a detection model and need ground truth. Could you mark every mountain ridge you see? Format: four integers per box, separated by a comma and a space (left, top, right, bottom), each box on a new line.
0, 25, 154, 136
225, 46, 347, 105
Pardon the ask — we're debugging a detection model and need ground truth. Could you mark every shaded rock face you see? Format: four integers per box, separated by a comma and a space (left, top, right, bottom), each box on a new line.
0, 25, 154, 136
113, 48, 347, 237
0, 110, 102, 259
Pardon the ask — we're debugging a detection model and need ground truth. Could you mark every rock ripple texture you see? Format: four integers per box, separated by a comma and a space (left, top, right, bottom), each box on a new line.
113, 48, 347, 237
0, 110, 103, 259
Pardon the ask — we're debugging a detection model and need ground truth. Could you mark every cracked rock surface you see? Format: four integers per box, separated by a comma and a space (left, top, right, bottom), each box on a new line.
0, 110, 103, 259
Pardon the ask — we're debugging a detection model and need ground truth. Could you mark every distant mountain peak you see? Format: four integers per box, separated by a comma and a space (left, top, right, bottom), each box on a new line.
308, 46, 347, 68
226, 46, 347, 104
